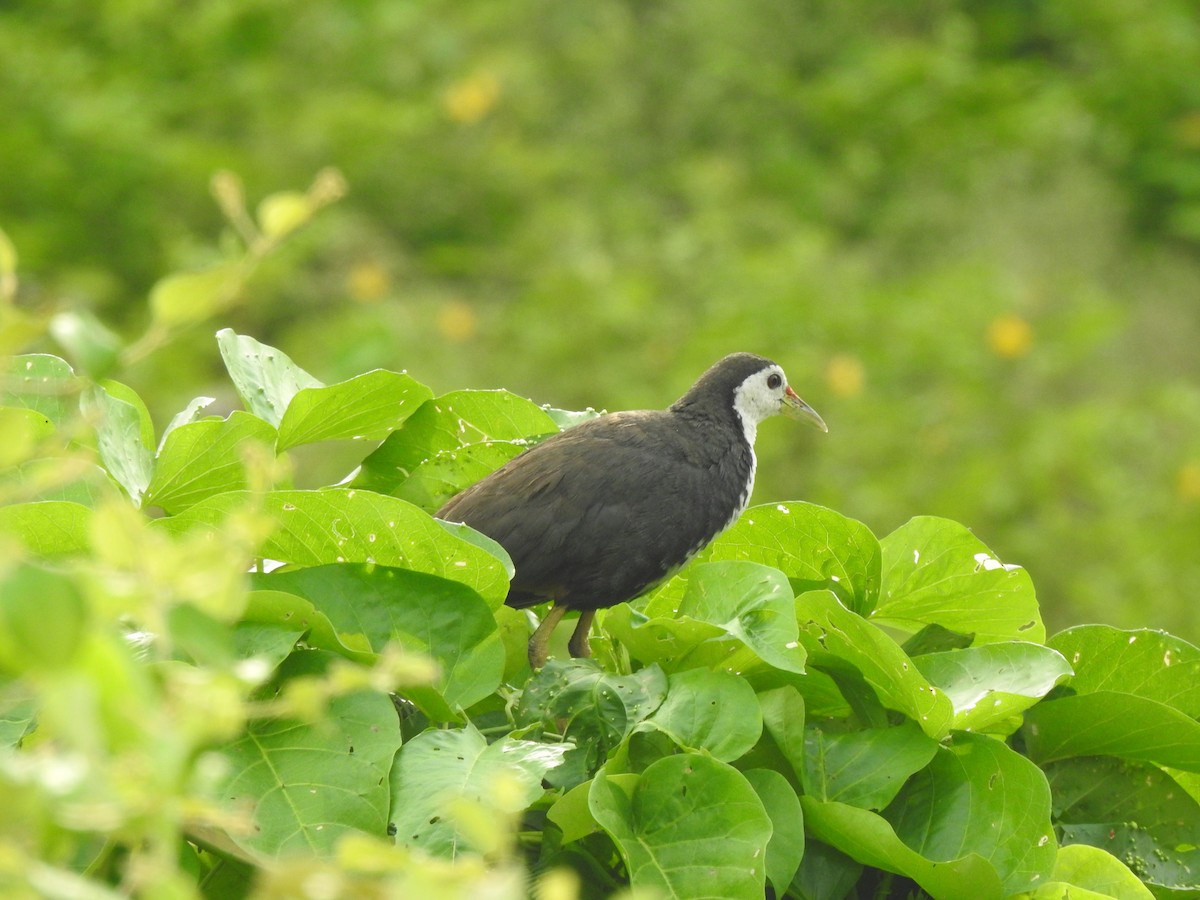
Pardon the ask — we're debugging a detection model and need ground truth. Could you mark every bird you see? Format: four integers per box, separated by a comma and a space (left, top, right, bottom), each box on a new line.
436, 353, 827, 669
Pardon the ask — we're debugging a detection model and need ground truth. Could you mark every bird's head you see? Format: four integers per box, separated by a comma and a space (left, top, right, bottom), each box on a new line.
675, 353, 828, 438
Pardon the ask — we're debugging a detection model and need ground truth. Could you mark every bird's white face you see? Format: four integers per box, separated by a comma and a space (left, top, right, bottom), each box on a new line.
732, 364, 827, 443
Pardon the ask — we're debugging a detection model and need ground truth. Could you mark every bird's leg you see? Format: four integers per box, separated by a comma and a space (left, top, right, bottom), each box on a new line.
527, 603, 568, 669
567, 609, 596, 659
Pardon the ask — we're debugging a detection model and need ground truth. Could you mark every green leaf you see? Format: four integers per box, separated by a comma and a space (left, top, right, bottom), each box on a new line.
758, 685, 807, 780
216, 328, 322, 428
0, 501, 91, 557
1049, 625, 1200, 717
390, 722, 569, 858
589, 754, 772, 899
1045, 756, 1200, 894
276, 369, 433, 450
162, 489, 512, 607
675, 560, 808, 674
2, 354, 78, 424
639, 668, 762, 761
743, 768, 805, 894
912, 642, 1073, 734
145, 412, 277, 514
159, 396, 216, 447
802, 799, 1006, 900
82, 384, 155, 505
150, 262, 242, 327
1013, 843, 1155, 900
704, 502, 882, 615
0, 685, 37, 749
242, 589, 374, 662
254, 564, 503, 716
0, 407, 54, 469
801, 720, 939, 810
1023, 691, 1200, 771
796, 590, 954, 739
0, 563, 88, 674
876, 516, 1043, 643
804, 733, 1056, 898
546, 779, 603, 844
354, 389, 559, 495
215, 690, 401, 856
884, 733, 1056, 894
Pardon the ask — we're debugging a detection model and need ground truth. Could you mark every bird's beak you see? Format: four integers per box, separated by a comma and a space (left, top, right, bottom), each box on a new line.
782, 386, 828, 432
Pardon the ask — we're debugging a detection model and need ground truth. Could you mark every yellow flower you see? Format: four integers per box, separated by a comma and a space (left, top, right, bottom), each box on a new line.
1178, 461, 1200, 502
825, 354, 865, 398
987, 314, 1033, 359
444, 71, 501, 124
347, 261, 390, 303
437, 300, 478, 343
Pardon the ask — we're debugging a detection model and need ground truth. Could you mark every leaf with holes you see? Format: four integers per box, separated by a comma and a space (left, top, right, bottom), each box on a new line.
876, 516, 1043, 643
217, 329, 322, 428
160, 489, 512, 608
353, 390, 558, 494
638, 668, 762, 762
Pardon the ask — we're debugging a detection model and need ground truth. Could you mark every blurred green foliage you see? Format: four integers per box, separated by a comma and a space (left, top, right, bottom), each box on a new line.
2, 0, 1199, 637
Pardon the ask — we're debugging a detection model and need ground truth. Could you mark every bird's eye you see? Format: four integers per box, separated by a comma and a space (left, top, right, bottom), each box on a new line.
767, 373, 782, 389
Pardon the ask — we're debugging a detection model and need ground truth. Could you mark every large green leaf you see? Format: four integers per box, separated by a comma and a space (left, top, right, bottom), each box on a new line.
876, 516, 1043, 643
912, 642, 1073, 734
0, 501, 91, 557
276, 369, 433, 450
2, 354, 78, 424
390, 723, 569, 858
216, 689, 401, 857
801, 720, 939, 810
638, 668, 762, 761
1045, 756, 1200, 894
1049, 625, 1200, 717
162, 489, 512, 607
241, 589, 374, 662
353, 389, 558, 495
253, 564, 503, 716
703, 502, 881, 615
796, 590, 954, 739
217, 328, 322, 428
145, 411, 277, 514
1023, 691, 1200, 771
743, 768, 805, 894
589, 754, 772, 899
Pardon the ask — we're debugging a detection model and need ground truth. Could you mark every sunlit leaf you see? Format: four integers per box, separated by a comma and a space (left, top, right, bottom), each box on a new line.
276, 369, 433, 450
216, 329, 322, 428
146, 411, 276, 514
876, 516, 1043, 643
0, 501, 92, 557
3, 354, 78, 424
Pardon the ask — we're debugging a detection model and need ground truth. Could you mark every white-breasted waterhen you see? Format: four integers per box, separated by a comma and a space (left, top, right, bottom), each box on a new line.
436, 353, 827, 668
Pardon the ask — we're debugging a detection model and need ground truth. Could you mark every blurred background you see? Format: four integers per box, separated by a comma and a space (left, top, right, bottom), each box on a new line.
2, 0, 1198, 638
